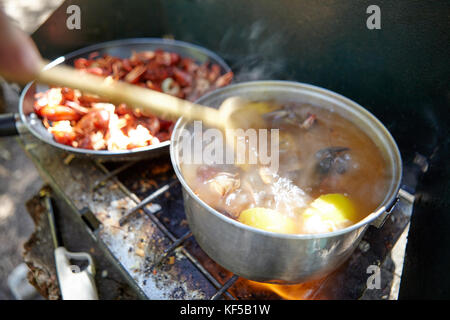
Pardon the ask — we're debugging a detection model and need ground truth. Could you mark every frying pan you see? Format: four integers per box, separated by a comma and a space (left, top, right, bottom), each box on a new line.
0, 38, 231, 161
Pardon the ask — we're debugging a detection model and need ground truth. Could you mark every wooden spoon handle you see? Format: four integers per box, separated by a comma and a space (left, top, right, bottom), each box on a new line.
36, 60, 223, 128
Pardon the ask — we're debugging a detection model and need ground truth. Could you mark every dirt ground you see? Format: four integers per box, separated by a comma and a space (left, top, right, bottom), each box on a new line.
0, 0, 63, 300
0, 82, 42, 299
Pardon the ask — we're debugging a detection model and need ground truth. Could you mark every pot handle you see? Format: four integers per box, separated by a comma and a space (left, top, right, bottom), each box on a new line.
0, 113, 19, 136
370, 188, 414, 228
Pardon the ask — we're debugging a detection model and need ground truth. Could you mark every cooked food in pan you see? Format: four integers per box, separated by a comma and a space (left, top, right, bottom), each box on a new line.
181, 102, 390, 234
33, 50, 233, 150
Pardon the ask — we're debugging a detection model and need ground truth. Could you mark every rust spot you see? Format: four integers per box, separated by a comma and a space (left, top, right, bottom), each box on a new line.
151, 163, 171, 175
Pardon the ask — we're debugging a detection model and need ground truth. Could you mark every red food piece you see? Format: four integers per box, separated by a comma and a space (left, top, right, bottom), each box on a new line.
84, 67, 104, 76
78, 94, 103, 105
170, 53, 181, 65
116, 103, 132, 115
75, 108, 110, 132
155, 131, 170, 142
34, 49, 233, 150
40, 105, 81, 121
140, 116, 161, 136
146, 81, 162, 92
122, 59, 133, 72
173, 68, 193, 87
65, 101, 89, 115
208, 64, 221, 83
53, 130, 77, 146
124, 65, 147, 84
144, 64, 173, 81
180, 58, 198, 73
154, 50, 173, 66
130, 51, 155, 63
74, 58, 91, 69
215, 71, 234, 88
158, 118, 174, 131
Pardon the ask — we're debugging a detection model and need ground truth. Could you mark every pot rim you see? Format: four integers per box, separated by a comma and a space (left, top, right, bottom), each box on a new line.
170, 80, 403, 240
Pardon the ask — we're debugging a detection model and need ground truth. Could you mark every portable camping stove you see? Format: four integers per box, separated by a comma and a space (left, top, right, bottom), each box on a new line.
18, 127, 419, 300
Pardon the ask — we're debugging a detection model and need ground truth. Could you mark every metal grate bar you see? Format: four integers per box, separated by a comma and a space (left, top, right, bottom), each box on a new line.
152, 231, 192, 267
90, 160, 138, 191
165, 231, 193, 253
93, 161, 236, 300
141, 199, 235, 300
210, 275, 240, 300
119, 179, 179, 226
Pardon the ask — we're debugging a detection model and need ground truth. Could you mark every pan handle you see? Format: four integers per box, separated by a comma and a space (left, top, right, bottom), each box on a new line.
0, 113, 19, 136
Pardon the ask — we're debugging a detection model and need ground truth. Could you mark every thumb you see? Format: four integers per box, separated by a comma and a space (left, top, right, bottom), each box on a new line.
0, 9, 42, 84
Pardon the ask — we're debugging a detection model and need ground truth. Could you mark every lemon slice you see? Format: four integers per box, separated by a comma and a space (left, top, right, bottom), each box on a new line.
302, 193, 357, 233
238, 207, 297, 234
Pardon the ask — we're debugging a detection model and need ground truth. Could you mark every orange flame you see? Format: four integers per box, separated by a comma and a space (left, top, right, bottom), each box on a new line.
246, 277, 329, 300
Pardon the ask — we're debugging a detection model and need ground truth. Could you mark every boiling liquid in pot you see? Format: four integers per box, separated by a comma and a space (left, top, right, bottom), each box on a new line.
181, 102, 390, 234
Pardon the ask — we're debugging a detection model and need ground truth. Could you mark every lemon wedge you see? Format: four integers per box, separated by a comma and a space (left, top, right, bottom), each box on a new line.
238, 207, 298, 234
302, 194, 357, 233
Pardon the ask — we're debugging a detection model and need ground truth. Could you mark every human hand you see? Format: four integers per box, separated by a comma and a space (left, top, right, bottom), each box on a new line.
0, 9, 42, 84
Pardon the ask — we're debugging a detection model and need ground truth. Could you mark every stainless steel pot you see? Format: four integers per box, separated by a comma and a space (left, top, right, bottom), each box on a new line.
170, 81, 402, 284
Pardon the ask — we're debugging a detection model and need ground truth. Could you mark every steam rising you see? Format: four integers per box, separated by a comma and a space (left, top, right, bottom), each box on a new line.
219, 21, 288, 82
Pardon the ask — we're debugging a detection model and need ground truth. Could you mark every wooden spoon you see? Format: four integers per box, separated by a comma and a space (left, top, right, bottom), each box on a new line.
35, 60, 271, 131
